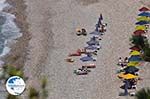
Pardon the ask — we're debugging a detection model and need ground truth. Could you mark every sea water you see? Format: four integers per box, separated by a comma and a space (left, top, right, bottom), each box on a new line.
0, 0, 22, 58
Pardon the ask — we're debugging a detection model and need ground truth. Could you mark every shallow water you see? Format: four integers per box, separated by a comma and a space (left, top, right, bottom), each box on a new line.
0, 1, 22, 57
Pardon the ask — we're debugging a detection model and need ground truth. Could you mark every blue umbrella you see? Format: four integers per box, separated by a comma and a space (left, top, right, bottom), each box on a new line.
85, 45, 98, 50
97, 18, 102, 27
80, 56, 95, 62
135, 21, 150, 25
128, 56, 142, 61
90, 31, 103, 35
138, 12, 150, 17
91, 36, 97, 40
95, 24, 99, 31
86, 40, 99, 45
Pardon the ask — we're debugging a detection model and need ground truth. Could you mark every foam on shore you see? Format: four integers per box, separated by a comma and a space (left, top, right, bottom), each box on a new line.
0, 0, 22, 58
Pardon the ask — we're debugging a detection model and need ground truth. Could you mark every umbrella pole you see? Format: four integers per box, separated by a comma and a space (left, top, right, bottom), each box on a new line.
95, 24, 99, 32
124, 80, 129, 96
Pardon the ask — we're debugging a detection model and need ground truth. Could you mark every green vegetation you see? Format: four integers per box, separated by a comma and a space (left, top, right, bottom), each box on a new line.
6, 94, 19, 99
130, 35, 150, 62
28, 77, 48, 99
143, 47, 150, 61
130, 35, 149, 48
3, 65, 24, 79
28, 87, 40, 99
135, 88, 150, 99
2, 65, 48, 99
41, 77, 48, 99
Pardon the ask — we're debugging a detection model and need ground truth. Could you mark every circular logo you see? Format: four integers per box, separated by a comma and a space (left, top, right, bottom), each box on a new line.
6, 76, 26, 95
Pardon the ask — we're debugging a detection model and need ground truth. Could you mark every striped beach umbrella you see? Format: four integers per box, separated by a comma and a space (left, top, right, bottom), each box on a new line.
135, 25, 147, 30
139, 7, 150, 12
129, 46, 141, 51
130, 51, 141, 56
127, 62, 139, 66
135, 21, 150, 25
138, 12, 150, 17
133, 30, 145, 35
128, 56, 142, 62
137, 16, 150, 22
124, 66, 139, 73
118, 73, 138, 80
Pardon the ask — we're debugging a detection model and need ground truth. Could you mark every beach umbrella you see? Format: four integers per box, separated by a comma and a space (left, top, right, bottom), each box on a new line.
118, 73, 138, 80
139, 7, 150, 12
97, 14, 103, 28
138, 12, 150, 17
128, 56, 142, 62
100, 13, 103, 20
133, 30, 145, 34
86, 40, 99, 45
135, 25, 147, 31
80, 56, 95, 62
130, 51, 141, 56
136, 16, 150, 22
90, 31, 102, 35
133, 30, 145, 35
124, 66, 139, 73
84, 45, 98, 50
95, 24, 99, 31
130, 46, 141, 51
135, 21, 150, 25
91, 36, 97, 40
98, 19, 102, 27
127, 62, 139, 66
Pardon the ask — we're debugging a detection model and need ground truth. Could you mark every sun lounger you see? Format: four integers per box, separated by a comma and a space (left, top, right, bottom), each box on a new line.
65, 58, 74, 63
80, 56, 96, 62
74, 69, 88, 75
82, 64, 96, 68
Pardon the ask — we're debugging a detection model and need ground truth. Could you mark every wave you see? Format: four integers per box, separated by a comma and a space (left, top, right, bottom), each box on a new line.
0, 0, 22, 58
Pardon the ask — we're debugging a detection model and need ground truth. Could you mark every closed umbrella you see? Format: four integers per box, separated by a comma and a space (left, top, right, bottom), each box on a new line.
135, 21, 150, 25
100, 13, 103, 20
138, 12, 150, 17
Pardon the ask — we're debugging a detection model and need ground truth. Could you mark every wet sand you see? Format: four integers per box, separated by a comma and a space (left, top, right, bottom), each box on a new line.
3, 0, 30, 68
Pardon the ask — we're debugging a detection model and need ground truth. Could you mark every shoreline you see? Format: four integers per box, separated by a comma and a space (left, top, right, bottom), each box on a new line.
2, 0, 31, 68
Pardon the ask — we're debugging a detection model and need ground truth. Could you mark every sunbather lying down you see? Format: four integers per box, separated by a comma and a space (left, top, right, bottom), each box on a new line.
82, 63, 96, 68
65, 58, 74, 62
74, 67, 91, 75
76, 28, 87, 36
